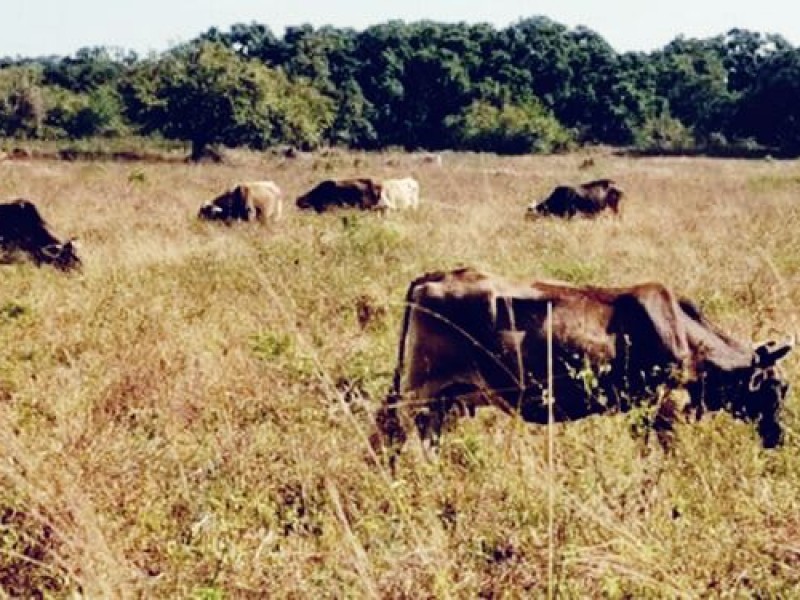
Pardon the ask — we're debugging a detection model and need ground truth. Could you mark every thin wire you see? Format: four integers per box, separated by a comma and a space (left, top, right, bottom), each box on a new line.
547, 300, 556, 600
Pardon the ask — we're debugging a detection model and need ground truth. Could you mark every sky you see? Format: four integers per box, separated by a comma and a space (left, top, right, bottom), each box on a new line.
2, 0, 799, 58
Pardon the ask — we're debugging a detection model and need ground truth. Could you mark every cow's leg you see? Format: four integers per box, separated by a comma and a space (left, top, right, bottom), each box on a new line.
651, 388, 689, 453
414, 383, 479, 451
413, 407, 440, 449
653, 396, 677, 453
628, 388, 681, 454
369, 395, 408, 473
413, 399, 450, 450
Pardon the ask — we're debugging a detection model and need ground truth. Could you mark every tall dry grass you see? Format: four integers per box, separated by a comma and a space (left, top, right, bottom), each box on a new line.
2, 149, 800, 597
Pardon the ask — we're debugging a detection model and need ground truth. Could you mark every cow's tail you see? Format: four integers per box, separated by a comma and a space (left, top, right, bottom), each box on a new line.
389, 278, 418, 399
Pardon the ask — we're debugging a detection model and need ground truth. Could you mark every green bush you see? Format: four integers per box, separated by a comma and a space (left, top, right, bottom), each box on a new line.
634, 114, 696, 151
447, 99, 574, 155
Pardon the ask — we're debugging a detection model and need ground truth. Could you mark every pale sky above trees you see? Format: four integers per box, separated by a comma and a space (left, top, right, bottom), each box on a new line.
2, 0, 800, 57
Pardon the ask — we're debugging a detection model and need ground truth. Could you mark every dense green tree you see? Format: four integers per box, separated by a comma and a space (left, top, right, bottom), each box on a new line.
42, 84, 125, 138
201, 22, 283, 64
651, 38, 735, 145
352, 22, 413, 147
3, 18, 800, 155
120, 41, 333, 159
0, 65, 45, 137
499, 17, 573, 108
42, 46, 132, 93
328, 79, 376, 147
714, 29, 791, 94
737, 48, 800, 152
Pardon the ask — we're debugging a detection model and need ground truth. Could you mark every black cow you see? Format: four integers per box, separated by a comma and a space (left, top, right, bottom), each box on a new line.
0, 199, 81, 271
372, 267, 792, 457
296, 178, 383, 213
528, 179, 623, 219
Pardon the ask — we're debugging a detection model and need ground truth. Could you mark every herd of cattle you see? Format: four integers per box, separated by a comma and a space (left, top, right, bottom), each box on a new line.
1, 171, 793, 459
0, 175, 618, 270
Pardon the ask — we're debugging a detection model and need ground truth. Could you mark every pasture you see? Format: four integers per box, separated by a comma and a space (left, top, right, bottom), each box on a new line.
2, 150, 800, 597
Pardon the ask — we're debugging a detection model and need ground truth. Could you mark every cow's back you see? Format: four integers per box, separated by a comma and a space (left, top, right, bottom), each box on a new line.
297, 178, 381, 212
537, 186, 582, 216
0, 199, 55, 245
238, 180, 283, 222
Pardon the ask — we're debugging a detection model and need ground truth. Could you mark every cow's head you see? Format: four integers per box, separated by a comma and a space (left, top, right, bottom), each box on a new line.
198, 203, 224, 220
606, 187, 624, 214
41, 239, 81, 272
525, 201, 547, 220
724, 339, 793, 448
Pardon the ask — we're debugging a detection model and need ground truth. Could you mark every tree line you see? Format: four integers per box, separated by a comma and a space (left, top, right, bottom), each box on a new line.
2, 17, 799, 158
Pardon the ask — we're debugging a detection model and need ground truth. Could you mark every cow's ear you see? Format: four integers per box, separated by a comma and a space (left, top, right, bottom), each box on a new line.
754, 339, 794, 367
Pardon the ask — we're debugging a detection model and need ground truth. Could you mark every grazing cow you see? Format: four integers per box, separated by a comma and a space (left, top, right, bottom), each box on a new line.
296, 178, 383, 213
372, 267, 792, 456
198, 181, 282, 224
0, 199, 81, 271
528, 178, 623, 219
377, 177, 420, 211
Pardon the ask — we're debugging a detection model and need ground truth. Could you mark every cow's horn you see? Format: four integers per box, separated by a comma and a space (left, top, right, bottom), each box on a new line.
41, 243, 62, 258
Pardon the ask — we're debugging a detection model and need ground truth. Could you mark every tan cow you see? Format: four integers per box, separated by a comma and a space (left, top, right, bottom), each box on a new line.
199, 180, 282, 224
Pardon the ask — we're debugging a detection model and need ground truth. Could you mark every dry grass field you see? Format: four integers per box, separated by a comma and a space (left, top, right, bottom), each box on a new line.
2, 148, 800, 598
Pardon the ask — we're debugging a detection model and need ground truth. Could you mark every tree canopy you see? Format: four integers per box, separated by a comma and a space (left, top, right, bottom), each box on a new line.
1, 19, 798, 156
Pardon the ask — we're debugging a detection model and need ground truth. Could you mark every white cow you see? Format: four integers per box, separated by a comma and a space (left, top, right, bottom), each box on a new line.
242, 180, 283, 222
377, 177, 420, 211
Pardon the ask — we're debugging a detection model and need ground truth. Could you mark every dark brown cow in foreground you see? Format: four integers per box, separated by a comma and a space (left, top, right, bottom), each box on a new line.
527, 178, 623, 219
296, 178, 382, 213
198, 181, 282, 224
373, 267, 792, 457
0, 199, 81, 271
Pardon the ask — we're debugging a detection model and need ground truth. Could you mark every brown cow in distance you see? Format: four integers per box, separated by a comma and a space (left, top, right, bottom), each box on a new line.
198, 181, 282, 224
372, 267, 792, 458
296, 178, 382, 213
527, 178, 623, 219
0, 199, 81, 271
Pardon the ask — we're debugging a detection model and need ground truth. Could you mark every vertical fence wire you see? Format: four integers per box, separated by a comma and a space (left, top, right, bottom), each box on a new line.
547, 301, 556, 600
